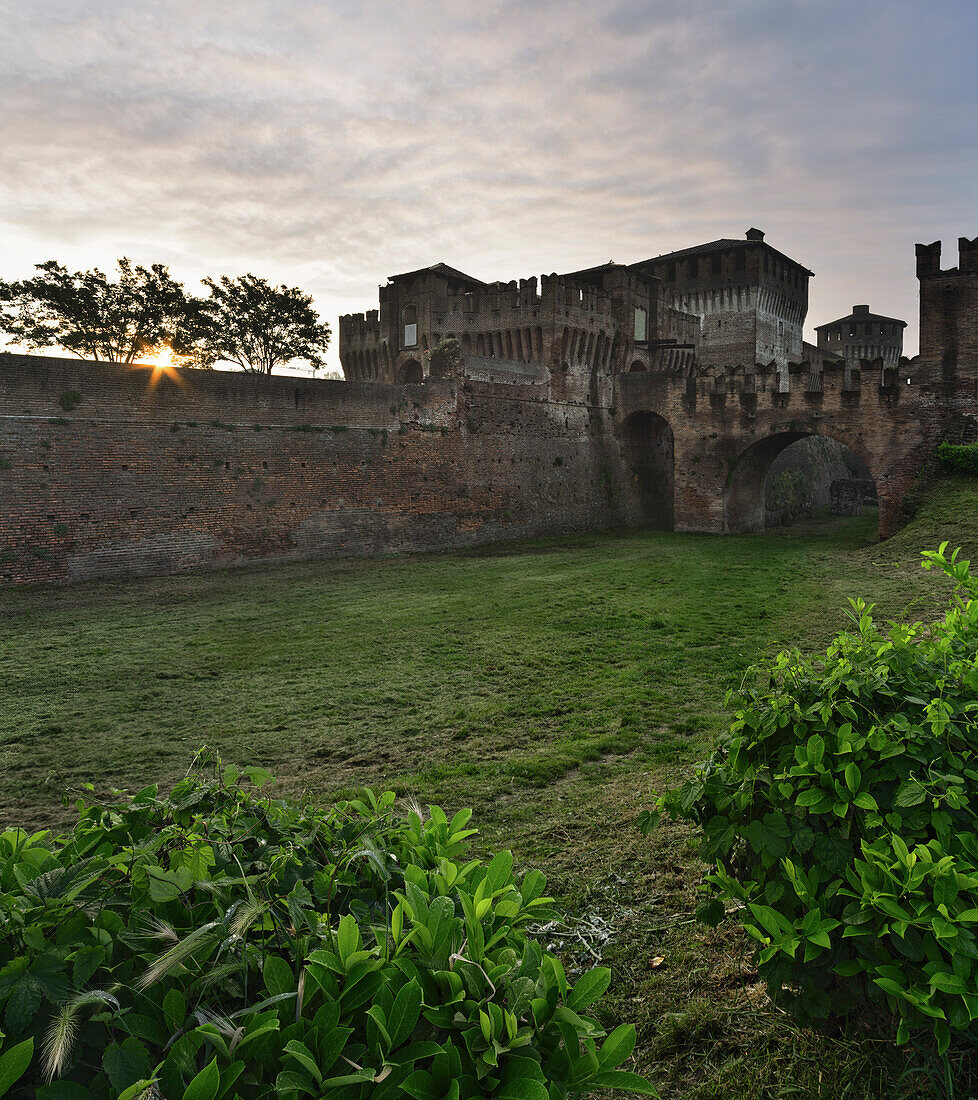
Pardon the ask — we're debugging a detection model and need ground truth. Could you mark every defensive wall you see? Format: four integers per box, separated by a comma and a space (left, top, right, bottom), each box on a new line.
0, 235, 975, 586
0, 354, 633, 585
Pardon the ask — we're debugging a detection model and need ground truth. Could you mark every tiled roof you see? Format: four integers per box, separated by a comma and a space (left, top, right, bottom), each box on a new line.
633, 239, 815, 277
388, 262, 486, 288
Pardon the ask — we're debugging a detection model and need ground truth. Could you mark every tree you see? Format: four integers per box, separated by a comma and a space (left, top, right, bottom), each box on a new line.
180, 274, 330, 374
0, 258, 190, 363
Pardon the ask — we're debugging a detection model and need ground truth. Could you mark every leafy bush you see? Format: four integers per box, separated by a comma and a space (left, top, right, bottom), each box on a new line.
642, 545, 978, 1053
0, 758, 654, 1098
936, 442, 978, 476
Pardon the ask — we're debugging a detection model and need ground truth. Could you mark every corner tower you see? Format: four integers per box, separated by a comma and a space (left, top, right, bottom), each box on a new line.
916, 237, 978, 376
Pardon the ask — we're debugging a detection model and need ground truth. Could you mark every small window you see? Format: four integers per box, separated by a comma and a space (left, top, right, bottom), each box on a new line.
634, 306, 648, 342
402, 304, 418, 348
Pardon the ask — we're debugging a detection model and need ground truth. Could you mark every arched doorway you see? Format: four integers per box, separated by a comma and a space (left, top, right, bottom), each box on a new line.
725, 432, 878, 535
620, 411, 674, 528
629, 360, 647, 373
398, 359, 422, 384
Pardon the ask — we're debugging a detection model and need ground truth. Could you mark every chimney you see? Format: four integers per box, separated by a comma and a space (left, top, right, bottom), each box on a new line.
746, 228, 765, 242
852, 305, 870, 315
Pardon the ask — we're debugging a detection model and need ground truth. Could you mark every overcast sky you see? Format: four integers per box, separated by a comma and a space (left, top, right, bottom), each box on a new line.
1, 0, 975, 370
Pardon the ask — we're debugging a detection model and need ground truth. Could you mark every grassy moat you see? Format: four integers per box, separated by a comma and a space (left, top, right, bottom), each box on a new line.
3, 475, 978, 1099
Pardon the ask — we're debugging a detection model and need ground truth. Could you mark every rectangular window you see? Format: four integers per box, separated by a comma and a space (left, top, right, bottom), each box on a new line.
403, 323, 417, 347
634, 307, 648, 342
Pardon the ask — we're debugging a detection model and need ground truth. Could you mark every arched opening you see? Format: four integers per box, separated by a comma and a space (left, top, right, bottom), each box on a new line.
726, 432, 878, 535
398, 358, 422, 384
620, 411, 674, 529
629, 360, 647, 373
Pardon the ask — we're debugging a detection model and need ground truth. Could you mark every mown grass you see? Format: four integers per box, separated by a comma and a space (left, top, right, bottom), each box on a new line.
2, 474, 976, 1098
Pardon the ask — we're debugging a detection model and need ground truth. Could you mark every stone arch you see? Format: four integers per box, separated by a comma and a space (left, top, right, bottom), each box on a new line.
724, 430, 879, 535
618, 411, 674, 529
629, 359, 648, 373
398, 358, 423, 384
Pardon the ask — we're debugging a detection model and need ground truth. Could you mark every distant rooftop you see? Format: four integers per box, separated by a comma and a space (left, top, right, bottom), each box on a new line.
815, 304, 907, 331
633, 229, 815, 277
387, 262, 486, 288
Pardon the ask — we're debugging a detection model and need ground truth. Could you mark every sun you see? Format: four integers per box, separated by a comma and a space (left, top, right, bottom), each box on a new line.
141, 344, 185, 389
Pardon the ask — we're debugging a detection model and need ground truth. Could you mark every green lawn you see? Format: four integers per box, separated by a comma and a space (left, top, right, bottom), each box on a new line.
2, 476, 976, 1098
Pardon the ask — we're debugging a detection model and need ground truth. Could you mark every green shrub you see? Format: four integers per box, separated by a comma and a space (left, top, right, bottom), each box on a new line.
936, 442, 978, 475
0, 757, 654, 1098
643, 545, 978, 1054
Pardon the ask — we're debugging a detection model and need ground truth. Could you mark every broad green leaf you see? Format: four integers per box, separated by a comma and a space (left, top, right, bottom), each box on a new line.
597, 1023, 636, 1070
183, 1057, 220, 1100
567, 967, 611, 1011
283, 1041, 322, 1086
263, 955, 294, 997
591, 1069, 659, 1095
337, 914, 361, 966
103, 1039, 151, 1096
0, 1037, 34, 1099
894, 781, 926, 808
388, 979, 423, 1048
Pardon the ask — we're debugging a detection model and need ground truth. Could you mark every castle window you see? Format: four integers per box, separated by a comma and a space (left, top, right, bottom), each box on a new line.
634, 306, 648, 342
402, 305, 418, 348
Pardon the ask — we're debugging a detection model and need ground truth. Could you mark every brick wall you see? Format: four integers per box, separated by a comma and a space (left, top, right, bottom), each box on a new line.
0, 355, 632, 585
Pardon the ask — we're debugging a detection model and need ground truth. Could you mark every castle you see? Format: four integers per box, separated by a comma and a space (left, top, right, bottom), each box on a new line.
339, 229, 867, 389
0, 234, 974, 586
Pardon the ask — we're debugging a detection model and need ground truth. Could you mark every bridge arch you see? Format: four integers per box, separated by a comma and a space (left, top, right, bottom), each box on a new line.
398, 358, 423, 384
724, 430, 878, 535
619, 411, 674, 528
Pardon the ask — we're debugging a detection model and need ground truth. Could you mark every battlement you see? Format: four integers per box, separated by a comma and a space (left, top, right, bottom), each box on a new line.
960, 236, 978, 273
917, 236, 978, 277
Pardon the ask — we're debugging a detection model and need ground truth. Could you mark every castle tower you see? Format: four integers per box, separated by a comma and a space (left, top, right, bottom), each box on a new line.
917, 237, 978, 375
630, 228, 812, 372
814, 304, 906, 369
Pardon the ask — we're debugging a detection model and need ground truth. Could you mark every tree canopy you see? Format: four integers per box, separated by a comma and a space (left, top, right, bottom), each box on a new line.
179, 274, 331, 374
0, 258, 190, 364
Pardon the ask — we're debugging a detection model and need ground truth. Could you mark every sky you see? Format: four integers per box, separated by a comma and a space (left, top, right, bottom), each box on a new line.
1, 0, 976, 371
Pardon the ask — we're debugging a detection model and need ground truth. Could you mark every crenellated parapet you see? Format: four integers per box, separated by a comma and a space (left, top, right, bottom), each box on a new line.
916, 237, 978, 377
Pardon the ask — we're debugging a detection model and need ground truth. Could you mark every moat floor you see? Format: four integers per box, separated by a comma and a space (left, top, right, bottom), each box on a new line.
3, 478, 976, 1099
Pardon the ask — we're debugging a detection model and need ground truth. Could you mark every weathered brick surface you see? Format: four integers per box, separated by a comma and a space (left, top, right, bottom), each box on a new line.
0, 357, 631, 584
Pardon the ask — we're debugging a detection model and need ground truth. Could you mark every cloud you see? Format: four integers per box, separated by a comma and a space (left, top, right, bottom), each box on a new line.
1, 0, 976, 364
